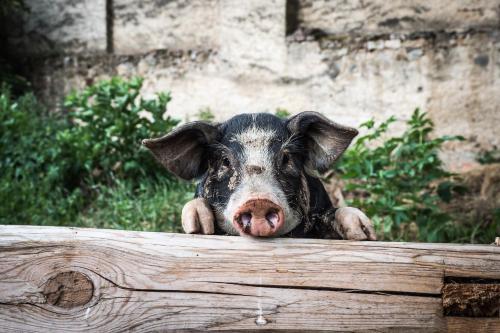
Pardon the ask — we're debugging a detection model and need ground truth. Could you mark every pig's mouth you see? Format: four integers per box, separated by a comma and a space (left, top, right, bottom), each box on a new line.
232, 198, 285, 237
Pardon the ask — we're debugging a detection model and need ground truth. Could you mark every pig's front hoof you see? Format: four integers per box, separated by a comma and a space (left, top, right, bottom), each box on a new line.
334, 207, 377, 241
181, 198, 215, 234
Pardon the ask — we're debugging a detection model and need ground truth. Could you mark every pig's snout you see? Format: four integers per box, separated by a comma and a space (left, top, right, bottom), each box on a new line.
232, 199, 285, 237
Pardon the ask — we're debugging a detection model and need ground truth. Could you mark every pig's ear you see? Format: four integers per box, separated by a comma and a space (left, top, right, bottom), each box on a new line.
287, 111, 358, 174
142, 121, 219, 180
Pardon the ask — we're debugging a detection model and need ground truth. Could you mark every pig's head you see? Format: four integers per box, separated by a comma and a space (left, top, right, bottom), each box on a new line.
143, 112, 357, 237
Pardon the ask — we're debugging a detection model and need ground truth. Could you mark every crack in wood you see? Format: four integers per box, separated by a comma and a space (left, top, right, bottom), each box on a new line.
207, 281, 441, 298
445, 277, 500, 284
74, 266, 254, 298
0, 302, 68, 315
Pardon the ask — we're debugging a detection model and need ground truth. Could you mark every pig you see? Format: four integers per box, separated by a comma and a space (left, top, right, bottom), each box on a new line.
143, 112, 376, 240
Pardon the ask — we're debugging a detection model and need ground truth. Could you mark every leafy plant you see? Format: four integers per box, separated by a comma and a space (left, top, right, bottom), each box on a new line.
62, 77, 179, 184
334, 109, 466, 242
0, 78, 187, 231
0, 86, 66, 185
0, 85, 83, 225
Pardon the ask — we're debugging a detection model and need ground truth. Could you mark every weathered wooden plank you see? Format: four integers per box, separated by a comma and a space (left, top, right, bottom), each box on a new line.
0, 225, 499, 332
0, 270, 444, 332
446, 318, 500, 333
1, 226, 499, 294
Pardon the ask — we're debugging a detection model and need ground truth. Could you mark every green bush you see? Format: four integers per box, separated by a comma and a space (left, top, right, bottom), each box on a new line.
62, 77, 179, 184
0, 85, 82, 225
0, 78, 191, 231
334, 109, 468, 242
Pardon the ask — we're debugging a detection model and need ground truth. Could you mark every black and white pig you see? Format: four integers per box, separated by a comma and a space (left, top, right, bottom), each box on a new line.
143, 112, 376, 240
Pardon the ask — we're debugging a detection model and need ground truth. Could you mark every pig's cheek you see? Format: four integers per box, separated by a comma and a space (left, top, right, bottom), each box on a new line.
228, 171, 238, 191
181, 198, 215, 235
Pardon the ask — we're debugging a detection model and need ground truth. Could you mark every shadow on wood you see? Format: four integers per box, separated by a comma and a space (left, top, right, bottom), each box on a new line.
0, 225, 499, 332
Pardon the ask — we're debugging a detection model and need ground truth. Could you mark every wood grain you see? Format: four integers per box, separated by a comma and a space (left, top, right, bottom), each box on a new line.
0, 225, 499, 332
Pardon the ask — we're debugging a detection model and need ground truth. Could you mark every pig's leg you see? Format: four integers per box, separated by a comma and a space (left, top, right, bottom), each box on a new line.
334, 207, 377, 240
181, 198, 215, 234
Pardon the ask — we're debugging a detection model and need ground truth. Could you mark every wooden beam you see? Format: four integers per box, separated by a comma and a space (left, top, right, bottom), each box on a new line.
0, 225, 499, 332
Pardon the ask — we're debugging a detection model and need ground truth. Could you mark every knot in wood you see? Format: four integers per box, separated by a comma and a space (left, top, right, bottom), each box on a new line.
43, 271, 94, 308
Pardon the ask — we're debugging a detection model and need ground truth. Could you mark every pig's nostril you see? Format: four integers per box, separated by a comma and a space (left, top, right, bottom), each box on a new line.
240, 213, 252, 230
265, 211, 279, 228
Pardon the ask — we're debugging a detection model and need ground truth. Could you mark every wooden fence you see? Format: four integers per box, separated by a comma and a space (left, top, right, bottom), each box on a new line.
0, 225, 499, 332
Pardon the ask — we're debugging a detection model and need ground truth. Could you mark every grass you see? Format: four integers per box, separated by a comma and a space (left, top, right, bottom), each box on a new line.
77, 179, 194, 232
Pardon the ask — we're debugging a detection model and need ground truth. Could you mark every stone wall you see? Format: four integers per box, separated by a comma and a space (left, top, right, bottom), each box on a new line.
298, 0, 500, 36
9, 0, 107, 55
10, 0, 500, 171
113, 0, 219, 54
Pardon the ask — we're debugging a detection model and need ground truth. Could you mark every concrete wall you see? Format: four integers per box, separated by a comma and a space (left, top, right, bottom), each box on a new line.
11, 0, 500, 171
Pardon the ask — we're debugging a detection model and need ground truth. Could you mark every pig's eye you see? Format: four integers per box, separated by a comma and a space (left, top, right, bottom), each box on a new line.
222, 157, 231, 168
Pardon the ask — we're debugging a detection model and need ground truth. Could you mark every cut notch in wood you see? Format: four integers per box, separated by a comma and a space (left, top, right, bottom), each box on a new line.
443, 277, 500, 317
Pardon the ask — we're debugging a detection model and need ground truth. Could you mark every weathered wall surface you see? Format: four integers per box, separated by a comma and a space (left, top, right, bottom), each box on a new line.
9, 0, 107, 55
298, 0, 500, 36
113, 0, 219, 54
11, 0, 500, 171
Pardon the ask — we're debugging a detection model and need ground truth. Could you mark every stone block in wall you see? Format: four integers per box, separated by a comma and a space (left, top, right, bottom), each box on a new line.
113, 0, 218, 55
298, 0, 500, 37
217, 0, 287, 75
9, 0, 106, 56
